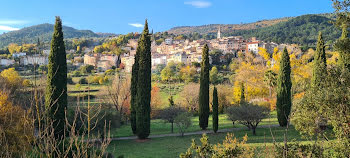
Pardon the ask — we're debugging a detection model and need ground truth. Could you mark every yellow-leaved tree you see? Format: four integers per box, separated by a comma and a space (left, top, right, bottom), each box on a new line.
258, 47, 271, 66
233, 62, 269, 104
0, 91, 33, 157
0, 68, 22, 86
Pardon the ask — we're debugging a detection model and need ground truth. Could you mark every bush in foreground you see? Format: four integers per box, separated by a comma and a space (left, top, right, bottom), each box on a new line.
180, 133, 253, 158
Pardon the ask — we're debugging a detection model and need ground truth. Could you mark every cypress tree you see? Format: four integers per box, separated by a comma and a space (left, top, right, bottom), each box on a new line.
239, 82, 245, 104
311, 32, 327, 88
212, 87, 218, 133
337, 24, 350, 70
135, 20, 152, 139
130, 40, 140, 134
199, 44, 210, 130
45, 16, 67, 138
276, 47, 292, 127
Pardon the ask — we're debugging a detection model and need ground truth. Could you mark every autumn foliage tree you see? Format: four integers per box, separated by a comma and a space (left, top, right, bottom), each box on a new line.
179, 83, 200, 113
151, 84, 163, 117
0, 91, 33, 157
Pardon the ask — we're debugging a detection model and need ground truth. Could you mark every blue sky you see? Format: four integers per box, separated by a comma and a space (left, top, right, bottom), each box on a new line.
0, 0, 334, 34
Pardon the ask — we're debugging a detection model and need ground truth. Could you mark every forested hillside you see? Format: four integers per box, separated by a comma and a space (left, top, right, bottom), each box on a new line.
167, 14, 341, 47
228, 14, 340, 46
0, 23, 102, 48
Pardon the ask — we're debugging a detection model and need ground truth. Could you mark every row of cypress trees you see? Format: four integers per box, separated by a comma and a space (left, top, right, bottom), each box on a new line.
276, 31, 327, 127
199, 44, 219, 133
130, 20, 152, 139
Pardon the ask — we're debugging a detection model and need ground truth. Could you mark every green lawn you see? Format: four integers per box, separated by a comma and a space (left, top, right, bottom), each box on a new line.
107, 126, 305, 158
110, 111, 278, 138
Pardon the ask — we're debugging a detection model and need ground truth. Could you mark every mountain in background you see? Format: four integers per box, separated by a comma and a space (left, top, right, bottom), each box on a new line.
0, 23, 115, 48
167, 17, 291, 35
167, 13, 341, 47
227, 14, 340, 46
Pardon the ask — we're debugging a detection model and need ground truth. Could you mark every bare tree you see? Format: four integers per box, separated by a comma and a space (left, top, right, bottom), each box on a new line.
179, 83, 200, 113
102, 73, 131, 122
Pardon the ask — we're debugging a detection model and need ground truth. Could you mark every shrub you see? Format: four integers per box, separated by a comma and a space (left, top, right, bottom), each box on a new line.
274, 143, 324, 158
67, 107, 121, 135
80, 65, 95, 74
22, 79, 31, 87
72, 70, 82, 77
174, 112, 192, 137
180, 133, 253, 158
67, 76, 74, 84
79, 77, 88, 84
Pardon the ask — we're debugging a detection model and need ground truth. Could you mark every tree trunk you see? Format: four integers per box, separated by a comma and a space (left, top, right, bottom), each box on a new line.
252, 127, 256, 135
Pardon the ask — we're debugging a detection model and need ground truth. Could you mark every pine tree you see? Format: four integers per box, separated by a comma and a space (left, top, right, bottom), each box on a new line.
239, 82, 245, 104
311, 32, 327, 88
130, 41, 140, 134
212, 87, 218, 133
45, 16, 67, 138
276, 47, 292, 127
135, 20, 152, 139
199, 44, 210, 130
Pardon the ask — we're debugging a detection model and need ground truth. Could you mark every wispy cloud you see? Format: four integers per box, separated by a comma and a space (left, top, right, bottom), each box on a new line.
0, 20, 28, 25
129, 23, 144, 28
184, 1, 212, 8
0, 25, 20, 31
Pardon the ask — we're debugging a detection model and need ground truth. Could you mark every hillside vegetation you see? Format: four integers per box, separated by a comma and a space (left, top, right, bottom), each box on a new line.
228, 14, 341, 46
167, 14, 341, 46
167, 17, 290, 35
0, 23, 102, 48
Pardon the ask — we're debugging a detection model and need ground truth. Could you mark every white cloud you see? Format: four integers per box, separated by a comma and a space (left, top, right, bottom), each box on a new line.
129, 23, 144, 28
0, 20, 28, 25
0, 25, 20, 31
184, 1, 212, 8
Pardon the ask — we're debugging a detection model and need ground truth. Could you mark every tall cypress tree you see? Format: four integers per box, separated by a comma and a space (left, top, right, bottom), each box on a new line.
130, 40, 140, 134
136, 20, 152, 139
311, 32, 327, 88
239, 82, 245, 104
212, 87, 218, 133
335, 23, 350, 71
199, 44, 210, 130
276, 47, 292, 127
45, 16, 67, 138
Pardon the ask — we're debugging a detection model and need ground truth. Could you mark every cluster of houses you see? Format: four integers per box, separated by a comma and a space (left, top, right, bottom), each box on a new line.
0, 52, 49, 67
120, 28, 279, 72
0, 28, 283, 73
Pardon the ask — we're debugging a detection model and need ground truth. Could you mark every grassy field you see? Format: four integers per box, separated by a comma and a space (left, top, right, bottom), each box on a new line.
107, 126, 305, 158
110, 111, 278, 138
